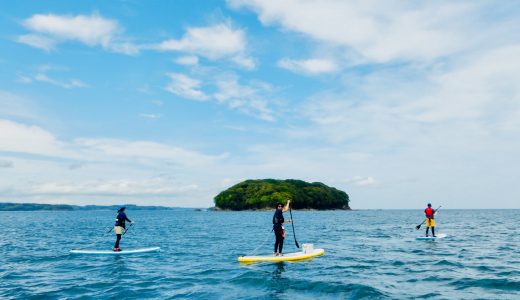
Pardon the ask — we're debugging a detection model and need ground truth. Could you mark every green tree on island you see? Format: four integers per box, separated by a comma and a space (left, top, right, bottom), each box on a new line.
214, 179, 350, 210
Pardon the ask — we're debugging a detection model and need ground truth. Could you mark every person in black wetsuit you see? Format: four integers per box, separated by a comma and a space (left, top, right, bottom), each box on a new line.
272, 200, 292, 256
113, 207, 133, 252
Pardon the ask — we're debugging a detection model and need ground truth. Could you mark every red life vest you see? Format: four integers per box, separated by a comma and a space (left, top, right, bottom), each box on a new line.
425, 207, 434, 218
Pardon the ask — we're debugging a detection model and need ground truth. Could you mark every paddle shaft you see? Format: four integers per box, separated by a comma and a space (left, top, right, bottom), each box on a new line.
288, 206, 299, 248
122, 223, 133, 235
107, 222, 133, 235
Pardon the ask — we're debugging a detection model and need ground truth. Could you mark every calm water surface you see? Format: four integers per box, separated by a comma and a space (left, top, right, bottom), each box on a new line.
1, 209, 519, 299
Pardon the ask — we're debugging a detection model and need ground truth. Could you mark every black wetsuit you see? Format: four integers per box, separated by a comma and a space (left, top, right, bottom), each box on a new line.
114, 212, 131, 249
273, 209, 284, 254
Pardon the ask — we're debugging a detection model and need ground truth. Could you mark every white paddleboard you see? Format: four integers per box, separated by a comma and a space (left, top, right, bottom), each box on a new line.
416, 233, 447, 240
70, 247, 160, 255
238, 248, 324, 263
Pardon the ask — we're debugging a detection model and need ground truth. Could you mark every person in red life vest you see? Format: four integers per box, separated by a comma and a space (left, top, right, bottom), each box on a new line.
424, 203, 437, 237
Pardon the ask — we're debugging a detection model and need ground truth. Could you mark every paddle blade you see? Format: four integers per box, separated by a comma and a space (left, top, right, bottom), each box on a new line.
295, 240, 299, 248
415, 224, 421, 230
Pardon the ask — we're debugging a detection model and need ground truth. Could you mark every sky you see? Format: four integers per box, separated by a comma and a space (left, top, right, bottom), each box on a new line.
0, 0, 519, 209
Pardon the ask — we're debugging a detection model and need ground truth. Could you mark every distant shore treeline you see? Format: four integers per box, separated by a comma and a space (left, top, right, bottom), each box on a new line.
214, 179, 350, 210
0, 203, 174, 211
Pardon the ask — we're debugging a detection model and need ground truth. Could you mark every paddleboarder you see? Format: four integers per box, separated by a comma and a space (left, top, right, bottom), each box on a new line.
113, 206, 133, 252
272, 200, 292, 256
424, 203, 436, 237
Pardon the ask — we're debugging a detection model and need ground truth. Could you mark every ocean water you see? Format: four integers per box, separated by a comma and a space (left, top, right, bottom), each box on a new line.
1, 209, 519, 299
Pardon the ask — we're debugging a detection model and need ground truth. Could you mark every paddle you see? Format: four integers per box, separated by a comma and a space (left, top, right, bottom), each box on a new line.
415, 206, 441, 230
122, 223, 134, 236
288, 204, 299, 248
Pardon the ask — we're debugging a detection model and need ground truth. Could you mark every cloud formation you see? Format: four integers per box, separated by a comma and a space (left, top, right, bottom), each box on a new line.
139, 113, 162, 120
214, 77, 275, 121
0, 119, 223, 165
165, 73, 209, 100
0, 118, 228, 205
344, 176, 377, 187
29, 178, 198, 196
17, 66, 88, 89
18, 13, 139, 54
17, 14, 255, 68
278, 58, 338, 74
175, 55, 199, 66
155, 23, 255, 69
164, 72, 276, 121
228, 1, 511, 63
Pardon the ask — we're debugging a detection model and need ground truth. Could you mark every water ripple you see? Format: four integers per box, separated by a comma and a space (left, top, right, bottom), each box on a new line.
1, 209, 520, 299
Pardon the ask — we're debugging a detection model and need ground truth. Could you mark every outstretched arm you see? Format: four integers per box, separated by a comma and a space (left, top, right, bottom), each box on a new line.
282, 200, 291, 213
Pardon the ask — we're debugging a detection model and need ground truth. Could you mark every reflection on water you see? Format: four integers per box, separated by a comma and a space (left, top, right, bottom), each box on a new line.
269, 262, 287, 299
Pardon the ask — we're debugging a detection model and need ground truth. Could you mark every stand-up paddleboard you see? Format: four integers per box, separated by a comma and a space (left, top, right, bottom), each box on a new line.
416, 233, 447, 240
70, 247, 160, 255
238, 248, 324, 263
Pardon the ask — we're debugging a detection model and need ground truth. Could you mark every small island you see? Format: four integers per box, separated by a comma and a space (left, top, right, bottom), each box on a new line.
214, 179, 350, 210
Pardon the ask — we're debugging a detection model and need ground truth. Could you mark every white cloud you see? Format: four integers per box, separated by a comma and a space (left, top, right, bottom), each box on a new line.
401, 44, 520, 124
156, 23, 244, 58
175, 55, 199, 66
228, 1, 510, 63
34, 73, 88, 89
108, 42, 140, 55
29, 178, 198, 196
16, 74, 33, 83
231, 56, 256, 70
18, 13, 139, 55
278, 58, 338, 74
151, 100, 164, 106
74, 138, 223, 166
139, 113, 162, 120
164, 71, 277, 120
0, 119, 67, 157
295, 42, 520, 143
0, 119, 224, 166
0, 119, 230, 206
165, 73, 208, 100
344, 176, 377, 187
23, 13, 118, 46
17, 34, 56, 51
155, 23, 254, 68
17, 67, 88, 89
278, 40, 520, 208
213, 77, 275, 121
0, 91, 41, 121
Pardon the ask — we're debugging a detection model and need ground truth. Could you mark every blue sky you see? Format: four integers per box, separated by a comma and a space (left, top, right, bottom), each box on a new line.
1, 0, 519, 208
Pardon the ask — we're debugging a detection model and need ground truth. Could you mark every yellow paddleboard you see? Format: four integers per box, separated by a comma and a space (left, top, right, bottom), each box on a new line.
238, 248, 325, 263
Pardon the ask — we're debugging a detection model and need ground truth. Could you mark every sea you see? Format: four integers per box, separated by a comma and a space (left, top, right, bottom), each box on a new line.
1, 209, 519, 299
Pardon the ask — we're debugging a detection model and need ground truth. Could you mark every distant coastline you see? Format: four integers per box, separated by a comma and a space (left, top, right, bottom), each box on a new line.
0, 202, 176, 211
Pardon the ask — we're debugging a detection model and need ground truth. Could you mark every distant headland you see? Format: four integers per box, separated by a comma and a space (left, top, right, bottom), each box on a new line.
214, 179, 350, 210
0, 203, 175, 211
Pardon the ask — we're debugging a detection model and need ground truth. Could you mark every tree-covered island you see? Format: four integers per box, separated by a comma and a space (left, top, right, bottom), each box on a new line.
214, 179, 350, 210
